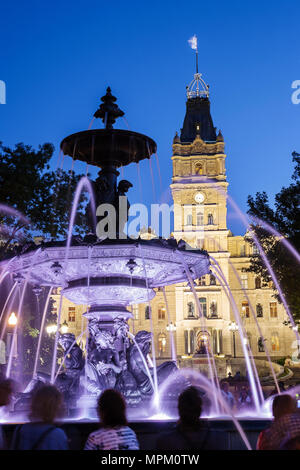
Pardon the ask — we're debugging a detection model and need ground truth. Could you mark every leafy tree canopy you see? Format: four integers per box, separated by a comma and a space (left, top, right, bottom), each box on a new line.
0, 141, 90, 256
247, 152, 300, 321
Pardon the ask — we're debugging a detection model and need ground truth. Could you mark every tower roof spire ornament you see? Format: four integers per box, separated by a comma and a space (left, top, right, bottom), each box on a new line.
186, 35, 209, 99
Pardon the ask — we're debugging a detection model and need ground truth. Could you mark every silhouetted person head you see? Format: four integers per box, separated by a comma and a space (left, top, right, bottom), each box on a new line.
281, 435, 300, 450
0, 379, 14, 407
178, 387, 202, 427
97, 389, 127, 428
272, 394, 296, 420
30, 385, 64, 424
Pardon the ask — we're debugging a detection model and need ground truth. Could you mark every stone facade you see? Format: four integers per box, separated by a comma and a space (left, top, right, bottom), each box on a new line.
52, 91, 295, 365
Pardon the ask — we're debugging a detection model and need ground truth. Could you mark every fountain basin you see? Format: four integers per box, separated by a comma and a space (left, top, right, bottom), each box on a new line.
4, 240, 210, 290
60, 129, 157, 167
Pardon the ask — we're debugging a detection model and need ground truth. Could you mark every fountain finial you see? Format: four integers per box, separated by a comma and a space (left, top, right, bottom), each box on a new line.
94, 87, 125, 129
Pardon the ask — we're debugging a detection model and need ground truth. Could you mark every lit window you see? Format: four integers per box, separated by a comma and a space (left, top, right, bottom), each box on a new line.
158, 334, 167, 356
270, 302, 278, 318
195, 163, 203, 175
242, 301, 250, 318
271, 332, 280, 351
252, 245, 259, 255
158, 305, 166, 320
68, 307, 76, 322
241, 274, 248, 289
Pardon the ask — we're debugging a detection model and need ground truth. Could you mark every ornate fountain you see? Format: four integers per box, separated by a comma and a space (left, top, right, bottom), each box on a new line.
2, 88, 210, 411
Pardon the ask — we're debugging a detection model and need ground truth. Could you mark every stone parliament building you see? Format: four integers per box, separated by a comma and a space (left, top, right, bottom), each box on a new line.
53, 72, 295, 373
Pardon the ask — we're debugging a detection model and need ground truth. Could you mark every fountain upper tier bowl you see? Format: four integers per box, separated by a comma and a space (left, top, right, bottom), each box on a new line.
60, 129, 157, 168
4, 239, 210, 305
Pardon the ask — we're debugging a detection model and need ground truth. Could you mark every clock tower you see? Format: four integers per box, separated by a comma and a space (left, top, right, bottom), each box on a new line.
170, 72, 229, 252
170, 69, 232, 358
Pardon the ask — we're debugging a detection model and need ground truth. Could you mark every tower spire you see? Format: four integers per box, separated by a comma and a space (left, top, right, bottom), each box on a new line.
187, 35, 209, 99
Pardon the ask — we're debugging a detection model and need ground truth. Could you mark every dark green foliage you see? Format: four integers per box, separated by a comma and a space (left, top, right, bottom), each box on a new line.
0, 141, 90, 256
247, 152, 300, 320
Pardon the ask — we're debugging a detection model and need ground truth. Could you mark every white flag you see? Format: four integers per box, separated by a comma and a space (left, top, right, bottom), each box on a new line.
188, 35, 198, 51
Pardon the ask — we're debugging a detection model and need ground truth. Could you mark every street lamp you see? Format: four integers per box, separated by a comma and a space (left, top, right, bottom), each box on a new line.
60, 320, 69, 334
166, 322, 176, 332
46, 323, 58, 335
8, 312, 17, 327
228, 321, 239, 358
166, 322, 177, 363
46, 321, 69, 335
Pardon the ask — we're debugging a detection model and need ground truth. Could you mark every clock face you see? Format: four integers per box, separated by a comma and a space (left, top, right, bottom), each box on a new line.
194, 192, 205, 204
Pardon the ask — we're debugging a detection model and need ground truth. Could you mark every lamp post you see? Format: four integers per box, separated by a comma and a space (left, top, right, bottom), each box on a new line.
229, 321, 239, 358
60, 320, 69, 334
166, 322, 177, 362
7, 312, 18, 366
8, 312, 18, 327
166, 322, 176, 332
46, 321, 69, 336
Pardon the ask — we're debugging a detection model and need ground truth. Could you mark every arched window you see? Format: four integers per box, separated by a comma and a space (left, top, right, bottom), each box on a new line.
158, 304, 166, 320
207, 213, 214, 225
256, 303, 263, 317
197, 331, 210, 354
210, 274, 216, 285
242, 301, 250, 318
158, 334, 167, 356
199, 297, 207, 317
187, 214, 193, 225
255, 277, 261, 289
195, 163, 203, 175
145, 305, 150, 320
187, 302, 195, 318
246, 332, 252, 349
271, 332, 280, 351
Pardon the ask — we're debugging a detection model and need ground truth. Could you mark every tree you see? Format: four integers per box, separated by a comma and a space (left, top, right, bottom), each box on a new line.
0, 141, 90, 257
246, 152, 300, 321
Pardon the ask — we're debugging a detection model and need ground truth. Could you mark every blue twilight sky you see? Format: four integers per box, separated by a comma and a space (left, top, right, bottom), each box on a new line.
0, 0, 299, 235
